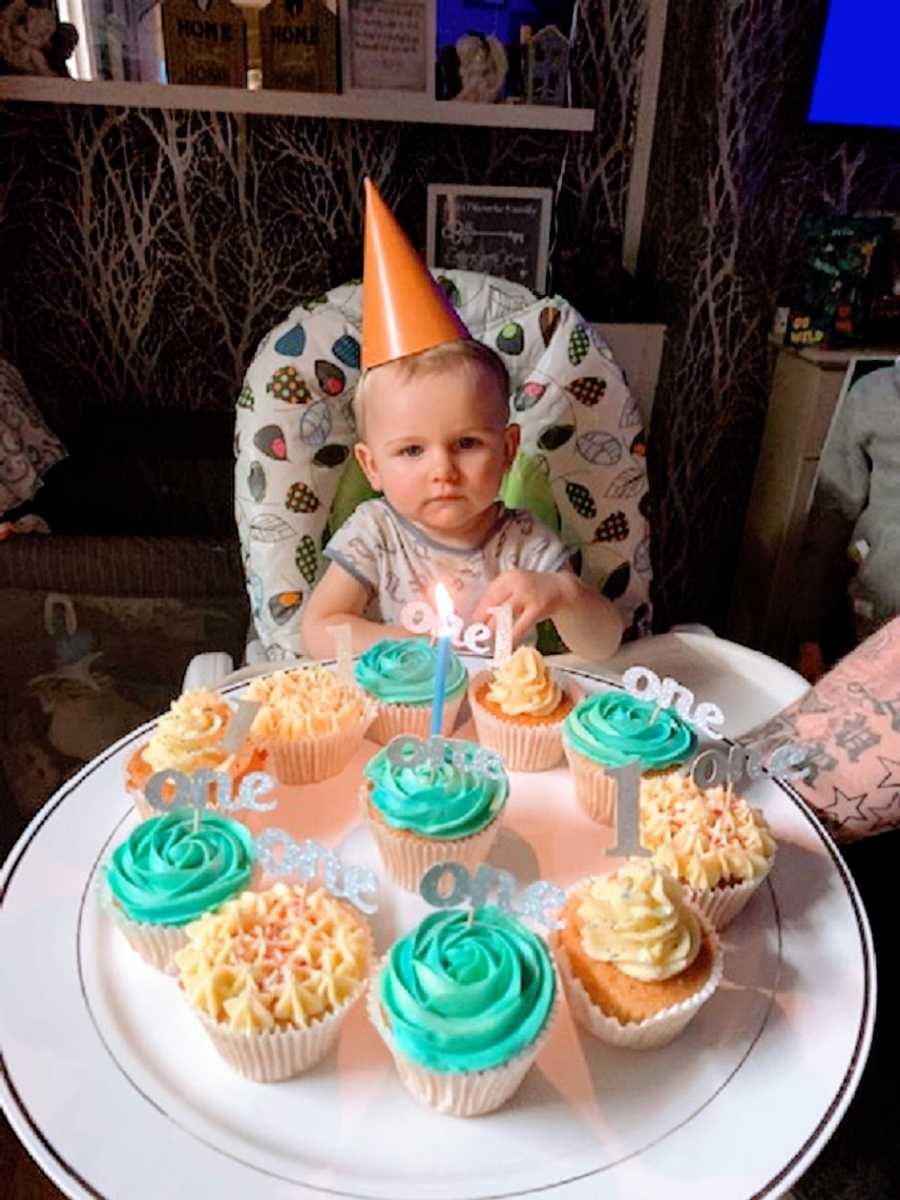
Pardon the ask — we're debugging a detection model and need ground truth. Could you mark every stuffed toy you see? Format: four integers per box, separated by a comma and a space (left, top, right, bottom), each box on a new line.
0, 0, 77, 77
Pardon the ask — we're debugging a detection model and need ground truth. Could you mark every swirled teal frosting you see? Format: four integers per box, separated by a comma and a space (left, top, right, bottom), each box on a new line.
106, 809, 256, 926
354, 638, 467, 705
364, 739, 507, 838
562, 691, 696, 769
380, 906, 556, 1072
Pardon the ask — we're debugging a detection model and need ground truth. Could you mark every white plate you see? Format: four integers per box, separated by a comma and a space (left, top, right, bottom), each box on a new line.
0, 661, 875, 1200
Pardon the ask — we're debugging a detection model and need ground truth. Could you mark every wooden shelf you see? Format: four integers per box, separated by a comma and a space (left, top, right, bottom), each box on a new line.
0, 76, 595, 130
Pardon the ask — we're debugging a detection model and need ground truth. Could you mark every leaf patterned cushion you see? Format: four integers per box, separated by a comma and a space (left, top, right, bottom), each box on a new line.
235, 270, 652, 660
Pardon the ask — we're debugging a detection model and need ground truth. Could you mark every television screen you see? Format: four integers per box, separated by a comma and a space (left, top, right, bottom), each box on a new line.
808, 1, 900, 129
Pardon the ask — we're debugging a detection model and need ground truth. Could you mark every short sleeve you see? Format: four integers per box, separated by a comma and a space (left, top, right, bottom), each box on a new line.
501, 509, 573, 574
323, 500, 380, 595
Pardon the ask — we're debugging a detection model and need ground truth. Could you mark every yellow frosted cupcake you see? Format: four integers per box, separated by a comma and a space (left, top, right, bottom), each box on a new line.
174, 882, 372, 1081
554, 860, 722, 1050
248, 664, 376, 784
468, 647, 580, 771
640, 773, 777, 930
126, 689, 266, 820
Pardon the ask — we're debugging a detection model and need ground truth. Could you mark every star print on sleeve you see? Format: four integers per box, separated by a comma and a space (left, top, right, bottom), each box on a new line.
825, 787, 873, 838
876, 756, 900, 789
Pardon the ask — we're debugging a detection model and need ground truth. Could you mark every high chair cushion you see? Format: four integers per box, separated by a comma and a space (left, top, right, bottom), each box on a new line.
235, 270, 652, 661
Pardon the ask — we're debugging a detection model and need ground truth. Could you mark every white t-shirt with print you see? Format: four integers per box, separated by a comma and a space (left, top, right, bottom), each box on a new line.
324, 498, 573, 630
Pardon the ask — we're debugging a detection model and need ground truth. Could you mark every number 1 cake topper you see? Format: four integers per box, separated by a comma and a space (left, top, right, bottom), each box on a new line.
420, 861, 566, 929
605, 665, 810, 858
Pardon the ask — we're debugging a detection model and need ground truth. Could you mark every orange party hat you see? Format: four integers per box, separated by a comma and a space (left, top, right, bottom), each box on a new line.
361, 177, 470, 370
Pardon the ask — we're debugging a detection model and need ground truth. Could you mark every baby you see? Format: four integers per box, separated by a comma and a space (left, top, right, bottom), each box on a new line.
301, 336, 624, 662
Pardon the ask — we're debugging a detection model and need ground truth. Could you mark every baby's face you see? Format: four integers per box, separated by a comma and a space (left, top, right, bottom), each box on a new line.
354, 360, 518, 542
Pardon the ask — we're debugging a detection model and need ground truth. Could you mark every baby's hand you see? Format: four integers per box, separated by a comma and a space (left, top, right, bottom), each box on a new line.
471, 569, 579, 645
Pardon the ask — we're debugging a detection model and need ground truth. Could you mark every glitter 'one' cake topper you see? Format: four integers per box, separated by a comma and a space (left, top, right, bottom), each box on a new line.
419, 861, 566, 929
255, 829, 378, 914
144, 769, 278, 814
605, 665, 811, 858
385, 733, 505, 780
399, 598, 513, 663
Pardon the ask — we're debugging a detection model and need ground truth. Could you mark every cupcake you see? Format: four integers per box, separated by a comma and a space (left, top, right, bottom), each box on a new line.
102, 808, 257, 971
248, 664, 377, 784
361, 738, 507, 891
126, 688, 266, 821
355, 638, 468, 744
468, 646, 581, 771
554, 859, 722, 1050
174, 882, 372, 1082
640, 773, 777, 929
368, 906, 558, 1116
562, 691, 697, 824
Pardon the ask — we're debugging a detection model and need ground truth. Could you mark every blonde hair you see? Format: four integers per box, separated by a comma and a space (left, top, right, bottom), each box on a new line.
352, 338, 510, 439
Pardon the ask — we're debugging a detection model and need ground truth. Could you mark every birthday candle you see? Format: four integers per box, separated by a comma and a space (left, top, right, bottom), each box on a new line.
488, 603, 513, 667
326, 622, 354, 683
430, 584, 455, 737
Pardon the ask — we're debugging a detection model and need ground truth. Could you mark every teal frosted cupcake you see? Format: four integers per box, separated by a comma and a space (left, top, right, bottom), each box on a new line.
562, 691, 697, 824
102, 808, 257, 971
360, 738, 508, 890
355, 638, 468, 744
368, 906, 559, 1116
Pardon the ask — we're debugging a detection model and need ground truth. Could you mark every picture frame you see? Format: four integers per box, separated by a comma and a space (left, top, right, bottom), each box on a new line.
339, 0, 434, 99
426, 184, 553, 293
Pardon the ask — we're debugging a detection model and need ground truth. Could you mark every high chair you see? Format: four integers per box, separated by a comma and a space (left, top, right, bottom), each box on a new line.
186, 269, 653, 688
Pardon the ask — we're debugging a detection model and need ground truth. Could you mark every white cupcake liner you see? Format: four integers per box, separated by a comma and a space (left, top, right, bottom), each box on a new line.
367, 952, 561, 1117
468, 673, 582, 772
128, 779, 155, 824
101, 885, 189, 972
183, 923, 373, 1082
562, 742, 617, 824
100, 861, 265, 974
365, 689, 465, 746
552, 907, 723, 1050
259, 700, 377, 785
360, 785, 502, 892
683, 851, 775, 931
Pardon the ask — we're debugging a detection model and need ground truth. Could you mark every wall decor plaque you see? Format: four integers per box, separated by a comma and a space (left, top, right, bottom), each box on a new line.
162, 0, 248, 88
260, 0, 338, 92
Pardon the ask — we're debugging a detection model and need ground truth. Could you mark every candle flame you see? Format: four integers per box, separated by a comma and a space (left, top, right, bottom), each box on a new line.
434, 583, 455, 637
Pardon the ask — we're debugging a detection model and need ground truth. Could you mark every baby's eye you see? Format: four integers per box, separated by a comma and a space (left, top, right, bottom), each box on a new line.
398, 444, 423, 457
457, 436, 481, 450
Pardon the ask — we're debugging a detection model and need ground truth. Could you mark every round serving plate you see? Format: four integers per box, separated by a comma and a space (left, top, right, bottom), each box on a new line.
0, 657, 875, 1200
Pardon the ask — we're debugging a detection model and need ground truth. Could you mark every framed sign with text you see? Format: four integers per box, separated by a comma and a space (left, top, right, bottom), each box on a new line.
339, 0, 434, 98
426, 184, 553, 293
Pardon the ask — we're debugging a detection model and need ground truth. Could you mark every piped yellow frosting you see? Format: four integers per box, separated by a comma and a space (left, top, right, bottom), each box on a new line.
174, 883, 370, 1033
640, 773, 776, 891
487, 646, 562, 717
577, 860, 701, 982
142, 689, 238, 773
248, 665, 373, 739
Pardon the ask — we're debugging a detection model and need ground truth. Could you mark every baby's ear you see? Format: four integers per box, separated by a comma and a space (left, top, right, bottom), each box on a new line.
354, 441, 381, 490
504, 422, 521, 465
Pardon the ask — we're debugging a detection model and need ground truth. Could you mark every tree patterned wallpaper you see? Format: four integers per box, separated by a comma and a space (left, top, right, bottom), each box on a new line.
0, 0, 646, 427
2, 0, 899, 634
